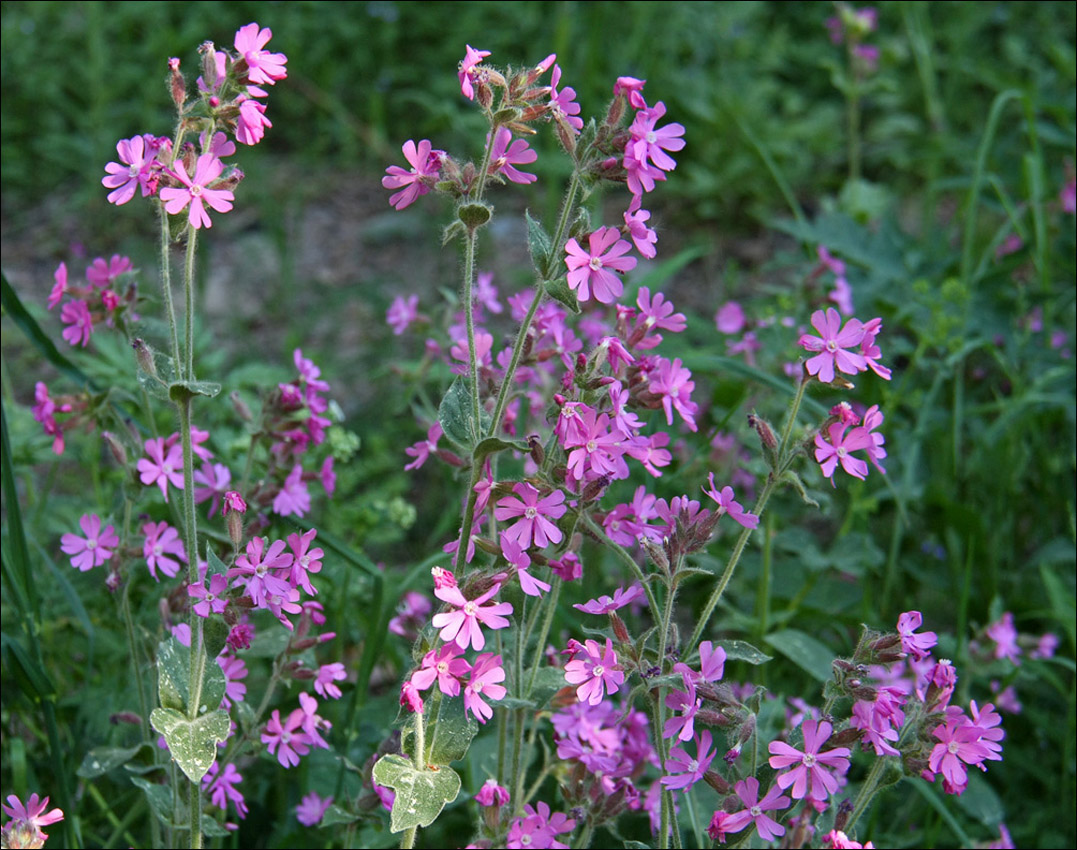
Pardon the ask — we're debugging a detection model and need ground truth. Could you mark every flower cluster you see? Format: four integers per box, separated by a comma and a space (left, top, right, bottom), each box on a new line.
102, 22, 288, 227
1, 794, 64, 849
47, 256, 139, 348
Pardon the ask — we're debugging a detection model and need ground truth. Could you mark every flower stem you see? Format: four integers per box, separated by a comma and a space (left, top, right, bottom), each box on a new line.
158, 205, 181, 370
183, 227, 199, 381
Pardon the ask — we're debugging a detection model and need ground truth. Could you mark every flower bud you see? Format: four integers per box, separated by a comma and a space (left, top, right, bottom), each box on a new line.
702, 769, 731, 795
102, 431, 128, 467
168, 57, 186, 108
111, 710, 144, 726
229, 390, 253, 422
609, 612, 630, 644
640, 536, 669, 573
132, 338, 158, 378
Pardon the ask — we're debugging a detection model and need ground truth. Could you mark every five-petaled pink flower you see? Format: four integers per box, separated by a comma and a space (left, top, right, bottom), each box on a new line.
495, 482, 566, 550
661, 729, 716, 790
488, 127, 538, 184
383, 139, 440, 210
464, 652, 507, 723
102, 135, 159, 205
234, 23, 288, 85
432, 579, 513, 651
160, 153, 234, 229
61, 300, 93, 347
896, 610, 937, 660
261, 708, 312, 768
564, 227, 637, 304
458, 45, 491, 100
138, 437, 185, 501
61, 514, 119, 572
2, 793, 64, 846
721, 777, 791, 842
799, 308, 867, 383
702, 474, 759, 529
564, 638, 625, 705
768, 719, 851, 802
142, 520, 187, 580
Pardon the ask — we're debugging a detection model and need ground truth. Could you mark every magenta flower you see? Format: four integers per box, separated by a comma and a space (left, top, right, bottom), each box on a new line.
296, 791, 333, 827
194, 462, 231, 517
203, 762, 248, 819
648, 356, 698, 431
488, 127, 537, 184
549, 64, 583, 132
458, 45, 491, 100
387, 294, 420, 335
286, 528, 323, 595
628, 100, 685, 173
624, 208, 658, 258
432, 580, 513, 651
768, 719, 851, 802
500, 533, 551, 597
475, 778, 510, 807
61, 513, 119, 572
314, 662, 347, 700
189, 573, 229, 618
896, 610, 937, 660
2, 793, 64, 846
564, 227, 637, 304
102, 135, 159, 205
227, 536, 293, 608
614, 76, 647, 109
637, 287, 685, 334
262, 708, 312, 768
715, 300, 746, 334
142, 520, 186, 580
495, 482, 566, 550
814, 421, 874, 483
236, 95, 272, 146
506, 801, 575, 849
411, 643, 471, 697
799, 308, 867, 383
928, 712, 994, 793
564, 638, 625, 705
234, 23, 288, 85
404, 421, 443, 471
664, 668, 701, 741
32, 382, 67, 455
48, 262, 68, 309
273, 463, 311, 517
702, 474, 759, 529
562, 408, 628, 482
722, 777, 791, 842
138, 437, 184, 501
572, 582, 645, 615
86, 254, 133, 288
60, 299, 93, 347
661, 729, 716, 791
859, 318, 891, 379
464, 653, 507, 724
160, 153, 234, 229
383, 139, 440, 210
986, 612, 1022, 665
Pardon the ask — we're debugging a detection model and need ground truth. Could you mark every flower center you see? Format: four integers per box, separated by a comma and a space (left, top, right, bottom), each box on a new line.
525, 506, 537, 519
190, 184, 203, 197
750, 804, 762, 818
589, 256, 603, 271
803, 753, 817, 768
593, 665, 605, 677
646, 130, 657, 144
463, 601, 477, 616
948, 740, 961, 755
826, 339, 839, 352
87, 539, 97, 550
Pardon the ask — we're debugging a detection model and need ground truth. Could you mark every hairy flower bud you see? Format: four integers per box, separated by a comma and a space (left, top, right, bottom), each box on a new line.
132, 338, 158, 379
101, 431, 128, 467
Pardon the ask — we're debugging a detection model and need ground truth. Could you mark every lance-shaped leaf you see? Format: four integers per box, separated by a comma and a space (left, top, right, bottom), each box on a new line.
438, 376, 490, 450
371, 754, 460, 833
425, 695, 477, 766
150, 707, 231, 783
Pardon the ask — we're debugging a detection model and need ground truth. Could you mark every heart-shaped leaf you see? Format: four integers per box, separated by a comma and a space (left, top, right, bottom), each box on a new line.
371, 754, 460, 833
150, 707, 231, 783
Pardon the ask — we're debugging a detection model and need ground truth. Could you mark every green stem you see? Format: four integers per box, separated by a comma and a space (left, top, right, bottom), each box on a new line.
462, 229, 482, 437
487, 283, 544, 437
183, 227, 199, 381
526, 578, 562, 695
583, 514, 661, 627
846, 42, 862, 183
158, 205, 181, 369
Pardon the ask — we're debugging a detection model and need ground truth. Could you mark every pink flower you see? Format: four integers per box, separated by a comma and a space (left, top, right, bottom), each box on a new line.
648, 356, 698, 431
86, 254, 133, 288
564, 638, 624, 705
799, 308, 867, 383
194, 462, 232, 517
138, 437, 184, 501
549, 64, 582, 132
227, 537, 293, 608
262, 708, 312, 768
32, 382, 67, 454
614, 76, 647, 109
102, 135, 159, 205
661, 730, 716, 790
189, 574, 229, 617
702, 475, 759, 529
273, 464, 311, 517
296, 791, 333, 827
715, 301, 746, 334
234, 23, 288, 85
383, 139, 440, 210
404, 421, 443, 470
488, 127, 537, 184
431, 580, 513, 651
474, 778, 510, 807
564, 227, 637, 304
48, 262, 68, 310
236, 95, 272, 145
160, 153, 234, 229
722, 777, 790, 842
768, 719, 851, 802
464, 653, 507, 723
2, 793, 64, 846
506, 801, 575, 849
627, 101, 685, 173
286, 528, 323, 595
387, 294, 419, 335
60, 299, 93, 347
458, 45, 491, 100
986, 612, 1022, 665
814, 421, 874, 483
411, 644, 471, 697
203, 762, 248, 819
61, 513, 119, 571
928, 712, 994, 793
896, 610, 937, 660
142, 520, 186, 580
573, 582, 644, 615
314, 662, 347, 699
623, 208, 658, 258
400, 680, 424, 713
495, 482, 566, 550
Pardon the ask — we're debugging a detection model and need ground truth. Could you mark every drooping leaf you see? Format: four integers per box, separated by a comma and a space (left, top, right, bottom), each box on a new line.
526, 210, 553, 277
717, 639, 773, 666
372, 754, 461, 833
426, 695, 477, 765
150, 707, 231, 783
764, 629, 835, 682
438, 376, 489, 450
77, 744, 149, 778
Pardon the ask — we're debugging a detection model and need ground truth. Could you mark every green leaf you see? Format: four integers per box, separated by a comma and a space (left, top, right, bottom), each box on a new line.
473, 435, 529, 465
77, 744, 148, 778
206, 549, 229, 577
150, 707, 230, 783
526, 210, 553, 277
155, 637, 190, 711
438, 377, 488, 450
457, 201, 492, 230
203, 616, 230, 661
717, 639, 773, 666
130, 775, 229, 836
764, 629, 835, 682
526, 664, 573, 709
319, 804, 360, 827
199, 654, 227, 716
168, 380, 222, 402
372, 754, 460, 833
426, 695, 477, 765
544, 277, 581, 314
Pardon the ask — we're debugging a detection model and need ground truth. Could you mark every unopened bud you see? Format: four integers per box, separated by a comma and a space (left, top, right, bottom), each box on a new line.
580, 474, 611, 504
168, 57, 186, 107
132, 338, 158, 378
833, 798, 854, 832
527, 434, 545, 466
287, 656, 318, 673
748, 412, 778, 449
102, 431, 128, 467
609, 612, 630, 644
230, 390, 252, 422
111, 711, 144, 726
702, 769, 731, 795
831, 726, 863, 748
640, 536, 669, 572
